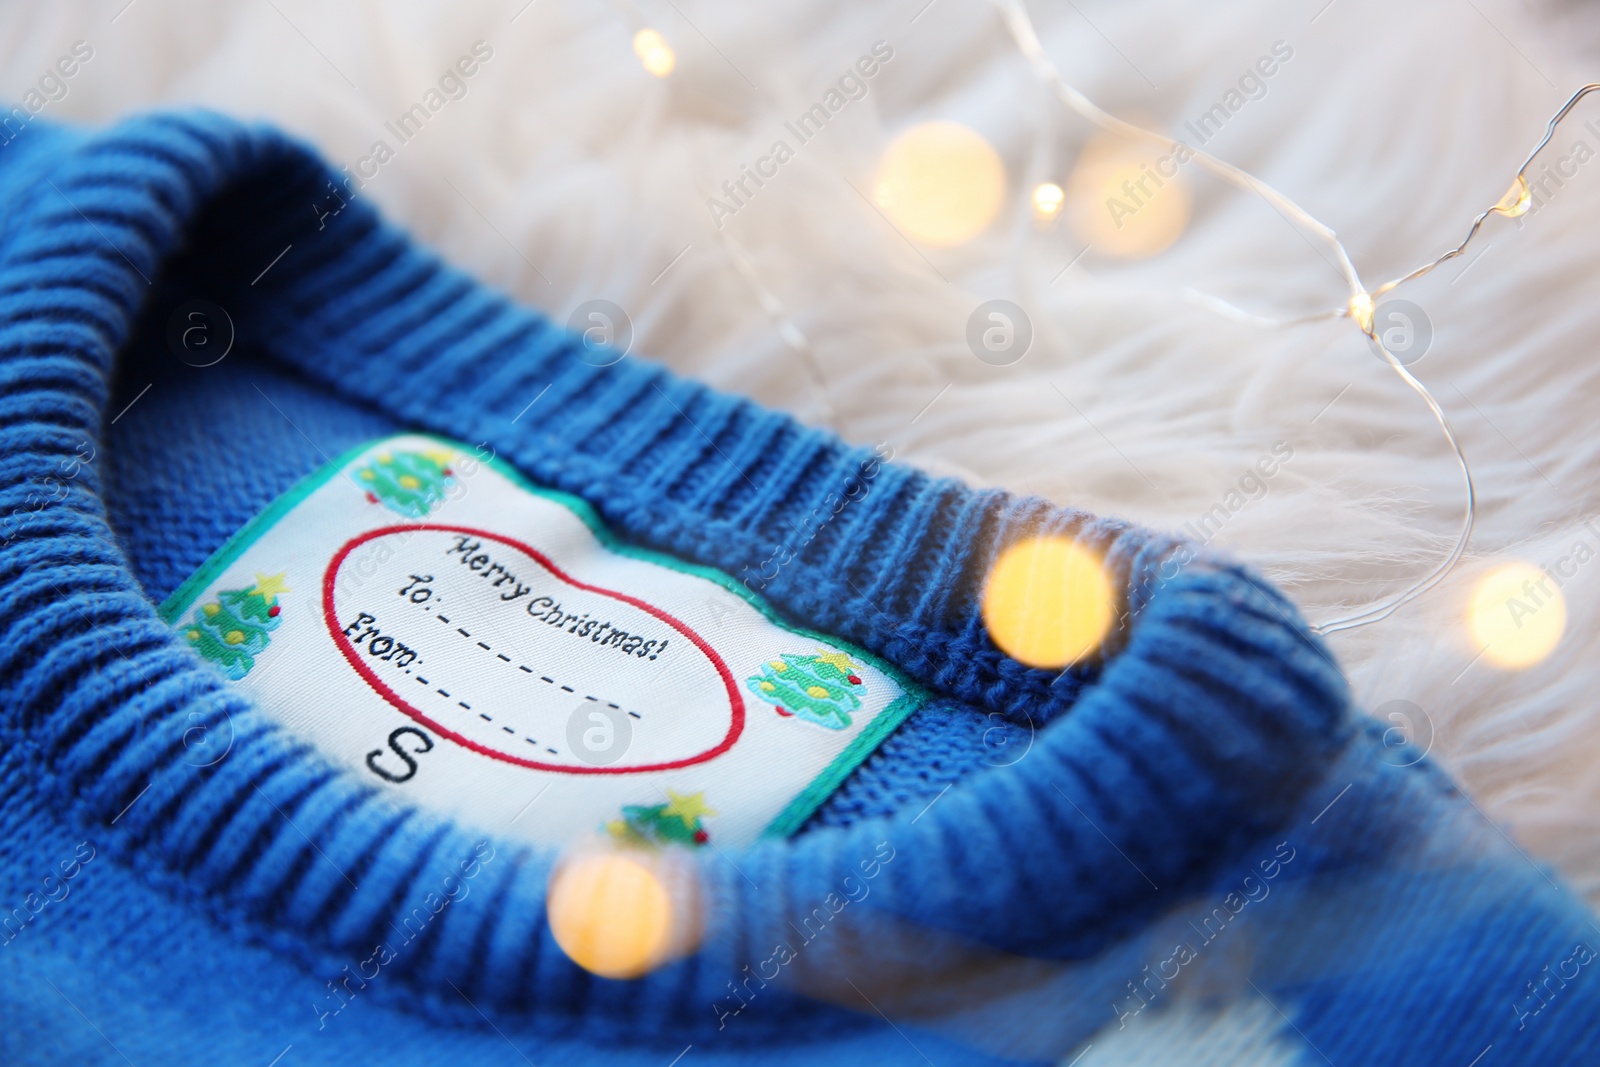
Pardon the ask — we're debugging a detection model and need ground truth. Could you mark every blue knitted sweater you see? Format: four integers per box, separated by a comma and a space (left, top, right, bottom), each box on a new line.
1, 112, 1596, 1066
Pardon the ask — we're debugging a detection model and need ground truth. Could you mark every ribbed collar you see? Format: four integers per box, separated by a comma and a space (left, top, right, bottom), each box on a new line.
0, 112, 1353, 1044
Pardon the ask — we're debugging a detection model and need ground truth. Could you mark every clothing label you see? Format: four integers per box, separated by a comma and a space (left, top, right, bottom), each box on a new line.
160, 435, 919, 849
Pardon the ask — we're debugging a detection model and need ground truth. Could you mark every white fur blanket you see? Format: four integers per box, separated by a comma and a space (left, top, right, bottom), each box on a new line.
6, 0, 1597, 914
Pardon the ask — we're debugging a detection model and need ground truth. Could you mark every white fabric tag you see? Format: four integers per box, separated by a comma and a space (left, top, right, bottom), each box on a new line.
160, 435, 919, 849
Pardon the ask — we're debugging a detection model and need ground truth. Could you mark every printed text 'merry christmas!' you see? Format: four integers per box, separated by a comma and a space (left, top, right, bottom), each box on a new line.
442, 535, 675, 660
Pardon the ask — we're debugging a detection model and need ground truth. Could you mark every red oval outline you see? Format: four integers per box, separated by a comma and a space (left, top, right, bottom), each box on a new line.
322, 523, 744, 775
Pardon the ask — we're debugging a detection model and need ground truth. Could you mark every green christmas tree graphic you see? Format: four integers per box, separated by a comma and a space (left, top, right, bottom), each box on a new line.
606, 790, 716, 848
744, 649, 865, 730
356, 448, 454, 518
184, 573, 288, 681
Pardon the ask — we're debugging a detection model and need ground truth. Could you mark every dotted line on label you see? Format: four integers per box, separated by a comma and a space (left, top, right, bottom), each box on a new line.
409, 667, 556, 754
434, 610, 643, 718
407, 606, 655, 754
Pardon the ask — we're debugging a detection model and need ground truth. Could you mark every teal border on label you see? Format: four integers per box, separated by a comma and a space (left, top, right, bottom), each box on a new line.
158, 434, 926, 841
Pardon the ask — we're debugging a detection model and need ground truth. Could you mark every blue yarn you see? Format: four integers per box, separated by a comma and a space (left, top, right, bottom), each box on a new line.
1, 111, 1597, 1065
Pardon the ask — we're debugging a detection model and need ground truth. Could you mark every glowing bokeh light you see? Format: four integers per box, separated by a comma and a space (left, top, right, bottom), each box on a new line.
1064, 137, 1191, 259
633, 29, 676, 78
1032, 181, 1065, 223
547, 851, 677, 979
874, 121, 1006, 247
1469, 561, 1565, 669
982, 536, 1116, 669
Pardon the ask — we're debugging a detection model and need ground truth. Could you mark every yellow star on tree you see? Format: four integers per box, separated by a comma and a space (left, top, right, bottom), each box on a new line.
661, 789, 716, 827
422, 447, 457, 469
250, 572, 291, 602
812, 649, 859, 675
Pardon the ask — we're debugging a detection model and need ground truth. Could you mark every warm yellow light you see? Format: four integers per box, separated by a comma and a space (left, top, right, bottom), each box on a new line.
1349, 291, 1375, 335
547, 851, 675, 979
632, 29, 663, 56
633, 29, 676, 77
1032, 181, 1064, 222
1469, 561, 1565, 669
1064, 137, 1191, 259
874, 121, 1006, 247
1494, 174, 1531, 218
982, 536, 1116, 669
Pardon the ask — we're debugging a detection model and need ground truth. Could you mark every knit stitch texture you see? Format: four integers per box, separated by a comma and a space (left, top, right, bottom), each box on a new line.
0, 112, 1596, 1065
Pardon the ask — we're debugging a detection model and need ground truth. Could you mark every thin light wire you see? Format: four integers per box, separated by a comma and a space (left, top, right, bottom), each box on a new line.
1372, 83, 1600, 299
993, 0, 1590, 634
1179, 289, 1343, 331
991, 0, 1365, 303
715, 226, 837, 426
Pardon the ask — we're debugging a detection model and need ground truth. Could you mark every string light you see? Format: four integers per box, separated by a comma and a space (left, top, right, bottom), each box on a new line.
991, 0, 1599, 635
1496, 174, 1533, 219
1032, 181, 1064, 223
1347, 291, 1375, 336
874, 120, 1006, 246
649, 4, 1594, 639
981, 537, 1115, 668
633, 28, 676, 78
1370, 85, 1600, 301
1469, 561, 1566, 669
1062, 134, 1192, 258
546, 847, 700, 978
